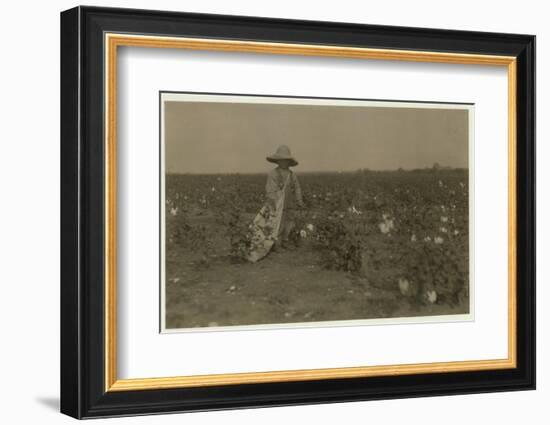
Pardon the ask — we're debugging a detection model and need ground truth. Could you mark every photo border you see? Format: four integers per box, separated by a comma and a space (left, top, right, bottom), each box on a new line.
158, 90, 475, 334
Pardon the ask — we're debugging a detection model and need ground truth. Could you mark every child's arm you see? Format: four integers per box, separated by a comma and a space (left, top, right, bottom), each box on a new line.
265, 171, 280, 209
292, 173, 305, 207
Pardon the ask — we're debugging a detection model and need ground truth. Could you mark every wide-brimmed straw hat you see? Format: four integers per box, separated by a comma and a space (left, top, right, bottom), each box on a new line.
266, 145, 298, 166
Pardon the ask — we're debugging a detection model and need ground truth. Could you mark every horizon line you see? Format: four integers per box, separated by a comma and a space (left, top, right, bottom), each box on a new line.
166, 167, 468, 175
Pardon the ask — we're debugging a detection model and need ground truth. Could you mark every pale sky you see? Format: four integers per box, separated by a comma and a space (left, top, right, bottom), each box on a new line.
164, 100, 469, 174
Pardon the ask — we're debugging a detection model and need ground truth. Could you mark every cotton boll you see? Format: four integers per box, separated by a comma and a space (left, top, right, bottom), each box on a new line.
379, 222, 390, 234
425, 290, 438, 304
398, 278, 410, 295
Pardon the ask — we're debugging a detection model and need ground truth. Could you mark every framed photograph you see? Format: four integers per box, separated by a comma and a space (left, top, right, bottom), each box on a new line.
60, 6, 535, 419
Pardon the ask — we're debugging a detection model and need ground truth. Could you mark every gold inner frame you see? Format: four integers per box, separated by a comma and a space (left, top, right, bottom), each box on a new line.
104, 33, 517, 392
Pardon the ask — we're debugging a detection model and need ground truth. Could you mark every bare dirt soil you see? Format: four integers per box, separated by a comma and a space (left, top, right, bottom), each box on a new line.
165, 218, 467, 329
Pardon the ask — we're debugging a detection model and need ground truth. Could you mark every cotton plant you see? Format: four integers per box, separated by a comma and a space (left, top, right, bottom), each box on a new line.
397, 278, 438, 305
378, 213, 395, 234
347, 205, 362, 215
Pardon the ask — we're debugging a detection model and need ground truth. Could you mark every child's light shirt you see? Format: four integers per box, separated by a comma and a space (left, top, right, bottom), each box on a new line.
265, 167, 303, 210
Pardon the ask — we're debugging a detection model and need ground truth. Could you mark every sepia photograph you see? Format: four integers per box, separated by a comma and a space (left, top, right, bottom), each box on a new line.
160, 92, 473, 331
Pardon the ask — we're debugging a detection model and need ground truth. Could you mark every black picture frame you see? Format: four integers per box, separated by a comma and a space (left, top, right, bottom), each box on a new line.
60, 5, 535, 419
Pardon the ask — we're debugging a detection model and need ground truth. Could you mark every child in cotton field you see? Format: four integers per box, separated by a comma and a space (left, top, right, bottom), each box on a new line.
264, 145, 305, 250
246, 145, 305, 262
